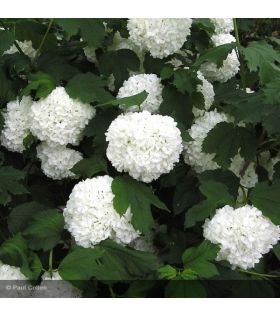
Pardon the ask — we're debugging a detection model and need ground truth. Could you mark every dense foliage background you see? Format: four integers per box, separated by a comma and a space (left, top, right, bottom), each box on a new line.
0, 18, 280, 298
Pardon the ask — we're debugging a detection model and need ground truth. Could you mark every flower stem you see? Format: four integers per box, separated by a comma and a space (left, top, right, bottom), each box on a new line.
233, 18, 246, 91
32, 18, 54, 65
48, 249, 53, 277
239, 269, 280, 280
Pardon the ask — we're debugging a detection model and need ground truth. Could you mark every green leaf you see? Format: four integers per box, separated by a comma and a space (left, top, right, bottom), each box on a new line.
273, 243, 280, 261
66, 72, 112, 104
198, 169, 240, 199
199, 180, 235, 206
184, 180, 234, 228
0, 234, 42, 280
0, 166, 28, 205
58, 246, 105, 280
22, 209, 64, 251
173, 69, 201, 94
8, 201, 46, 234
102, 90, 148, 108
37, 53, 80, 84
56, 19, 106, 47
112, 175, 168, 234
158, 265, 177, 280
0, 30, 15, 55
165, 281, 207, 298
21, 72, 56, 99
160, 86, 194, 129
71, 155, 108, 178
59, 240, 159, 281
202, 122, 258, 169
173, 175, 200, 215
83, 108, 119, 154
99, 49, 140, 90
273, 242, 280, 261
185, 200, 215, 228
263, 76, 280, 105
96, 239, 159, 280
194, 42, 236, 67
182, 240, 219, 278
180, 268, 198, 280
249, 181, 280, 224
241, 41, 280, 84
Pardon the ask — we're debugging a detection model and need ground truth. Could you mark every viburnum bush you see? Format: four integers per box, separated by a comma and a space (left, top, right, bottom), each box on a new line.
0, 18, 280, 298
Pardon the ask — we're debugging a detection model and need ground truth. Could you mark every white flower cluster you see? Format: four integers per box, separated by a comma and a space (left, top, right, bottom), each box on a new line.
229, 154, 258, 188
200, 33, 240, 83
210, 18, 234, 34
32, 271, 82, 298
63, 176, 140, 248
0, 96, 32, 153
127, 18, 192, 59
4, 40, 36, 59
37, 142, 83, 180
0, 262, 27, 280
106, 111, 183, 182
130, 237, 155, 253
30, 87, 95, 146
203, 205, 280, 270
83, 46, 97, 63
117, 74, 163, 113
183, 110, 229, 173
193, 71, 215, 117
0, 262, 30, 297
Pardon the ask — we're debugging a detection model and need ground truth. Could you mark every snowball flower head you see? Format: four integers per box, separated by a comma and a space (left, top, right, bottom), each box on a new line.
4, 40, 36, 59
37, 142, 83, 180
200, 34, 240, 83
32, 271, 82, 298
117, 74, 163, 113
0, 262, 27, 280
183, 110, 229, 173
0, 262, 30, 297
1, 96, 33, 153
193, 71, 215, 117
127, 18, 192, 59
106, 111, 183, 182
63, 176, 140, 248
30, 87, 95, 146
203, 205, 280, 270
210, 18, 234, 34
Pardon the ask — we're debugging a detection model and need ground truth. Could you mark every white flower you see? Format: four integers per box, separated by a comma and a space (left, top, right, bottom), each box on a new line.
183, 110, 229, 173
83, 46, 97, 63
117, 74, 163, 113
203, 205, 280, 270
229, 154, 258, 188
0, 262, 27, 280
37, 142, 83, 180
1, 96, 33, 153
193, 71, 215, 117
130, 236, 155, 253
106, 111, 183, 182
4, 40, 36, 59
211, 18, 234, 34
200, 34, 240, 83
32, 271, 82, 298
30, 87, 95, 146
0, 262, 30, 297
63, 176, 140, 248
127, 18, 192, 59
